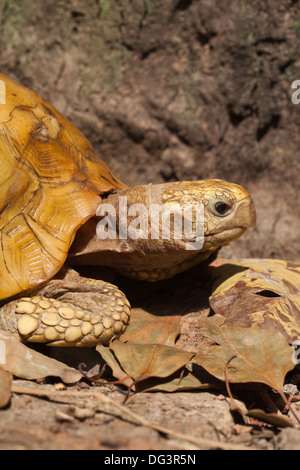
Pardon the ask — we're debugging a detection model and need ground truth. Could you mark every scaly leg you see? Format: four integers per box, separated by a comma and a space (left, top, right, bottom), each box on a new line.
0, 270, 130, 347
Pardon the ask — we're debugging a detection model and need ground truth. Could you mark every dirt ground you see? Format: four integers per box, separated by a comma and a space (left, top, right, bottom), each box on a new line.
1, 0, 300, 450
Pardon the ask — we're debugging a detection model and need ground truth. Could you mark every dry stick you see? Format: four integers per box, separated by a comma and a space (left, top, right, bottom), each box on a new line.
224, 355, 245, 416
224, 355, 237, 404
277, 389, 300, 426
11, 384, 257, 451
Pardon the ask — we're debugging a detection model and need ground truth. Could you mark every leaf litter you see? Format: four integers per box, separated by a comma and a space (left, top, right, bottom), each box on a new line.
3, 257, 300, 445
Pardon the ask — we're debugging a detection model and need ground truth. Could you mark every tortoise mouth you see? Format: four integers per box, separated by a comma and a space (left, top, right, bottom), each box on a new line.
206, 226, 248, 247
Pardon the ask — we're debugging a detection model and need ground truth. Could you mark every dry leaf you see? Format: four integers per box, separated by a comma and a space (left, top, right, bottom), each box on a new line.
210, 258, 300, 342
96, 307, 192, 390
143, 370, 212, 392
0, 366, 12, 408
247, 409, 294, 428
122, 307, 181, 346
194, 314, 294, 390
96, 343, 207, 392
110, 340, 194, 383
0, 330, 82, 383
96, 343, 133, 388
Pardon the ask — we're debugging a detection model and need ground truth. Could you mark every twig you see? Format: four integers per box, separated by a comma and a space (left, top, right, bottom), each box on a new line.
11, 383, 257, 450
224, 355, 250, 422
277, 389, 300, 426
224, 355, 237, 404
224, 355, 244, 413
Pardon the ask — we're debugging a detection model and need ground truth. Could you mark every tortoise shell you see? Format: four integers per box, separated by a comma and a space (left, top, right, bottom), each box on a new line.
0, 73, 126, 300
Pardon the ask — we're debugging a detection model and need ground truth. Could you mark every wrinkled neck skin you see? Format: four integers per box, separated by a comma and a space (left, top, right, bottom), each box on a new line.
68, 181, 256, 281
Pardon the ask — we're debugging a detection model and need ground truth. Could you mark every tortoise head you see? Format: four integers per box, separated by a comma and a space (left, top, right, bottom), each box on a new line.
69, 180, 256, 281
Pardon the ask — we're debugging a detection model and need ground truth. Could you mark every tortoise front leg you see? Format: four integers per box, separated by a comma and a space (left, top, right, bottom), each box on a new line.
0, 271, 130, 347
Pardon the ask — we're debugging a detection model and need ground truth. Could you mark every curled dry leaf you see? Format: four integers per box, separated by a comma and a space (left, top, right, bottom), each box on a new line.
194, 314, 295, 391
209, 258, 300, 343
0, 329, 82, 383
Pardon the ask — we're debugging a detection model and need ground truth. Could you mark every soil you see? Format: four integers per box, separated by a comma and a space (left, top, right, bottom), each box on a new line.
1, 0, 300, 451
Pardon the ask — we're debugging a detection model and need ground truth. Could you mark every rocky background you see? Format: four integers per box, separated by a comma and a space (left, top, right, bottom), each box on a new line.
1, 0, 300, 262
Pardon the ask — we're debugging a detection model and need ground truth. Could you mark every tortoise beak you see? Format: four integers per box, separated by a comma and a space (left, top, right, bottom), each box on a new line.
235, 196, 256, 229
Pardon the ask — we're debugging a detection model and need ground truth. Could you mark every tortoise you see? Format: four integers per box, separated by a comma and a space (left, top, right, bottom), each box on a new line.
0, 73, 256, 347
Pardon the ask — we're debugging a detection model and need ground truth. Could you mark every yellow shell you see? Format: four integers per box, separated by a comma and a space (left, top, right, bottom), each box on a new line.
0, 73, 126, 300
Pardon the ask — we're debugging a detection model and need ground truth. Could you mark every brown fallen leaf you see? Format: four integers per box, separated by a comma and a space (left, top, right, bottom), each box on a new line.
143, 370, 213, 392
97, 342, 211, 392
0, 330, 82, 383
96, 306, 197, 391
110, 340, 194, 383
0, 366, 12, 408
121, 307, 181, 346
209, 258, 300, 343
194, 314, 295, 391
247, 409, 294, 428
96, 342, 207, 392
96, 343, 133, 388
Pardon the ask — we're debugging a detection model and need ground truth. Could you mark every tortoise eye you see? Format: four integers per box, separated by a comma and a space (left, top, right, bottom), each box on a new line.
208, 198, 233, 217
214, 202, 230, 215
